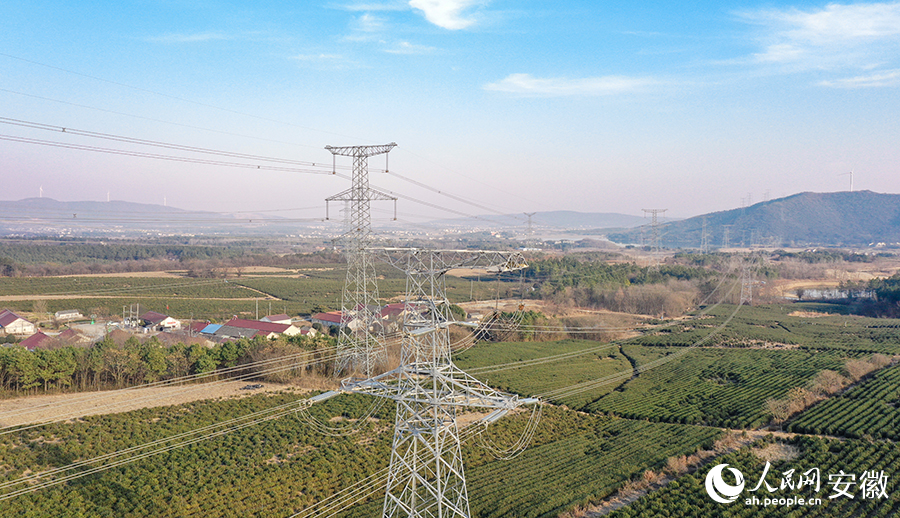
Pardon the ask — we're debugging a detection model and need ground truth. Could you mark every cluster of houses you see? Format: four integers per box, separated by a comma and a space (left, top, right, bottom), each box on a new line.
1, 301, 472, 352
0, 308, 322, 352
310, 303, 408, 334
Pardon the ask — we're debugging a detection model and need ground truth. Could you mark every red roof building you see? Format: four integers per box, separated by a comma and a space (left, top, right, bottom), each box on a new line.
261, 314, 292, 325
19, 331, 51, 351
225, 318, 300, 338
311, 311, 344, 326
0, 309, 36, 335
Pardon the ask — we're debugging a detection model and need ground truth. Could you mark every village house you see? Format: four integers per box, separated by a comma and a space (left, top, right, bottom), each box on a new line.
140, 311, 181, 331
54, 309, 84, 322
0, 309, 36, 336
224, 318, 301, 339
261, 314, 292, 325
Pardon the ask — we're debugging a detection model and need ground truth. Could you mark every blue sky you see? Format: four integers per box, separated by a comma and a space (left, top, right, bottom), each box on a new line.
2, 0, 899, 223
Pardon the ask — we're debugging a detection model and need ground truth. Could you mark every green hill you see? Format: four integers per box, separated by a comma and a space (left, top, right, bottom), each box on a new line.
607, 191, 900, 248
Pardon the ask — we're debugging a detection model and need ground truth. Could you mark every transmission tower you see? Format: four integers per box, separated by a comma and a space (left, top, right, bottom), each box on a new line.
740, 265, 754, 305
343, 248, 537, 518
700, 217, 710, 254
523, 212, 536, 249
722, 225, 732, 249
326, 143, 398, 377
642, 209, 666, 269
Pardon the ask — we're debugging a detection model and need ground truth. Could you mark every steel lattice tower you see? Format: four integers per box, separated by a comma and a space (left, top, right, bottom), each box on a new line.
700, 217, 710, 254
523, 212, 536, 249
740, 264, 754, 305
326, 143, 398, 377
343, 248, 536, 518
642, 209, 666, 270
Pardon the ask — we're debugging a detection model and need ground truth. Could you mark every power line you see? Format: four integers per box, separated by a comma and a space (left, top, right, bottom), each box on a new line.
0, 134, 335, 174
0, 52, 370, 143
0, 117, 343, 168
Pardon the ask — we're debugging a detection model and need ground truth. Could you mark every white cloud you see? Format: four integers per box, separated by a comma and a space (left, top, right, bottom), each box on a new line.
483, 73, 657, 96
337, 1, 408, 11
819, 68, 900, 87
408, 0, 483, 30
353, 12, 387, 33
384, 41, 435, 54
291, 53, 345, 61
738, 2, 900, 66
150, 32, 230, 43
290, 53, 364, 70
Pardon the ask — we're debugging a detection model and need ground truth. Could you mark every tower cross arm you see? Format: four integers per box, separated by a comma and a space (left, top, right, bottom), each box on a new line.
325, 142, 397, 157
326, 187, 397, 202
371, 248, 528, 275
341, 365, 539, 410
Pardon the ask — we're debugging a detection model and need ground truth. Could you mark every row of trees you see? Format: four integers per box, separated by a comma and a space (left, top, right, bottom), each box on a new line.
0, 334, 336, 394
523, 256, 719, 317
0, 245, 342, 277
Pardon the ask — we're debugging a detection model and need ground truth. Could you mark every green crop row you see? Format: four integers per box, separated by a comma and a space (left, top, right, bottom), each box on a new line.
0, 394, 720, 518
585, 346, 853, 429
609, 436, 900, 518
788, 363, 900, 440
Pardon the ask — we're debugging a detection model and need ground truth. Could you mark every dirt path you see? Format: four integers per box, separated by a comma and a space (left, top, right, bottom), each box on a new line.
0, 381, 306, 429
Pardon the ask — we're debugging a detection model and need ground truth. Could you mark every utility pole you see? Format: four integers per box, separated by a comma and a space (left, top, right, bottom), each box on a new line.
326, 143, 398, 377
343, 248, 537, 518
642, 209, 667, 269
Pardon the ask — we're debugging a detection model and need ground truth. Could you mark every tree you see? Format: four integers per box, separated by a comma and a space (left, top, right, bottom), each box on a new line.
766, 397, 791, 429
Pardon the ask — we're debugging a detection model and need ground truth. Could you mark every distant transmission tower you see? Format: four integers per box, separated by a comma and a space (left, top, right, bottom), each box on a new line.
345, 248, 537, 518
700, 218, 710, 254
325, 143, 398, 377
740, 265, 754, 305
523, 212, 536, 249
722, 225, 733, 249
642, 209, 667, 269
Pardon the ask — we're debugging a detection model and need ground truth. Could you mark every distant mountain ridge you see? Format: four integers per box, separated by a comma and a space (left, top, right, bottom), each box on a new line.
607, 191, 900, 248
4, 197, 194, 215
0, 198, 296, 236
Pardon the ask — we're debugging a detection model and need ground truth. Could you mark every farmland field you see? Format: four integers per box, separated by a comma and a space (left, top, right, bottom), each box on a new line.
635, 303, 900, 355
585, 346, 852, 428
788, 363, 900, 440
455, 339, 632, 410
608, 436, 900, 518
0, 393, 721, 517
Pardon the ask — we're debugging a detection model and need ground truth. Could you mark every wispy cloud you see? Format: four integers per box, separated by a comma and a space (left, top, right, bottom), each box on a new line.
353, 12, 387, 33
483, 73, 658, 96
149, 32, 231, 43
384, 41, 435, 54
819, 68, 900, 87
409, 0, 484, 30
341, 12, 389, 42
291, 53, 346, 61
336, 1, 408, 11
290, 53, 363, 70
736, 1, 900, 69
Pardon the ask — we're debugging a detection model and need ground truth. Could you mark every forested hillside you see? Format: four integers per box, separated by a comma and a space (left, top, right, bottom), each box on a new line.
608, 191, 900, 247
